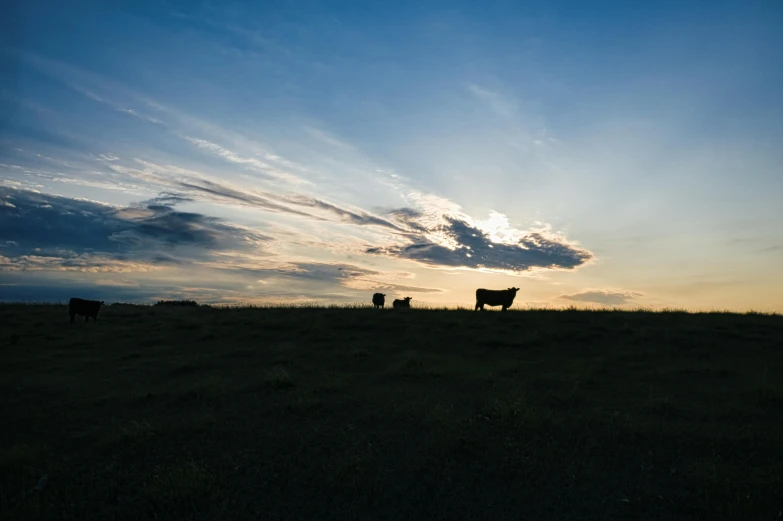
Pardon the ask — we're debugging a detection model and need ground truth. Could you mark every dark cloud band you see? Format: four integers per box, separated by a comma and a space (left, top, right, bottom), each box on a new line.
0, 187, 269, 268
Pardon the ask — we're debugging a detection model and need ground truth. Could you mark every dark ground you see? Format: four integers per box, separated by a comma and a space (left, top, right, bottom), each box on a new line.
1, 304, 782, 520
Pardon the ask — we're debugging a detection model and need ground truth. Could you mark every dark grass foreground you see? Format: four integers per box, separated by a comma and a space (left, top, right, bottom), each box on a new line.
1, 304, 782, 520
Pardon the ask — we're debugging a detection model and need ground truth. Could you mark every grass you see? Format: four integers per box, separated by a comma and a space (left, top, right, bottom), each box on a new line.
114, 420, 159, 443
1, 303, 782, 520
263, 366, 295, 389
145, 459, 214, 504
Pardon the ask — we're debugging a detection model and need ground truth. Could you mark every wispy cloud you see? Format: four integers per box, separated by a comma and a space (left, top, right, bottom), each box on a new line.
203, 259, 446, 295
58, 77, 165, 126
11, 51, 321, 184
559, 289, 644, 306
184, 136, 308, 185
303, 126, 353, 149
342, 278, 445, 294
0, 253, 163, 273
466, 83, 517, 118
106, 158, 410, 231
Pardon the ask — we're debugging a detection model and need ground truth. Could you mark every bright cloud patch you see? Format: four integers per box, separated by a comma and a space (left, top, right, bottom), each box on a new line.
560, 289, 644, 306
367, 193, 594, 272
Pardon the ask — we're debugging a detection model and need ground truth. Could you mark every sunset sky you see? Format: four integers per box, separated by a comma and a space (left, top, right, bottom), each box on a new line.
1, 1, 782, 310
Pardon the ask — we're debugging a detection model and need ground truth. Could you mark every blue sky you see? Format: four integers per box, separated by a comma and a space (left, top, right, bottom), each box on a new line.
1, 0, 782, 310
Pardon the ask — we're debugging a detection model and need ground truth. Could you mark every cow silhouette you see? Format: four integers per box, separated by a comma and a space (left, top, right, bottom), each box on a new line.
393, 297, 412, 309
69, 297, 104, 324
475, 288, 519, 312
372, 293, 386, 309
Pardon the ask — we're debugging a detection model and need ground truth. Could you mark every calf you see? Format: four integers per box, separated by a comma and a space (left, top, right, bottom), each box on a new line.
475, 288, 519, 312
393, 296, 412, 309
69, 297, 104, 324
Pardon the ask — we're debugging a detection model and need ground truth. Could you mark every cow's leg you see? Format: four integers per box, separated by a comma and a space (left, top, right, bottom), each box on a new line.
69, 313, 75, 324
501, 305, 508, 312
85, 316, 89, 323
475, 302, 483, 311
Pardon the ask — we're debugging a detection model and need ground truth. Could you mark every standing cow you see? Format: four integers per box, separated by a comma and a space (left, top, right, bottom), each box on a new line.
475, 288, 519, 312
372, 293, 386, 309
69, 297, 104, 324
393, 297, 412, 309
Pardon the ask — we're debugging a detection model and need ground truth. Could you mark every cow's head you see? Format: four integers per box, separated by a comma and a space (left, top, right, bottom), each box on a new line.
508, 288, 520, 295
100, 301, 105, 306
404, 297, 412, 301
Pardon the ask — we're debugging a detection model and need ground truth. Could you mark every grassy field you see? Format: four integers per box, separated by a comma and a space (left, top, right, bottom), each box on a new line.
1, 303, 782, 520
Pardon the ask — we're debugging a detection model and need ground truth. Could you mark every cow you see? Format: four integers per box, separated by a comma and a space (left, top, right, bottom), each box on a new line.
475, 287, 519, 312
393, 296, 412, 309
372, 293, 386, 309
69, 297, 104, 324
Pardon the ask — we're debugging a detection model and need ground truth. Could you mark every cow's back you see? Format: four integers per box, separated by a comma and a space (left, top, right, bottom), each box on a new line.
69, 297, 88, 312
393, 299, 410, 308
69, 297, 101, 317
476, 289, 504, 304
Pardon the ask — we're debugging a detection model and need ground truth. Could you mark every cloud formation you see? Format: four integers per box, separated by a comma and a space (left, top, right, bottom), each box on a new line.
0, 51, 596, 304
0, 186, 270, 269
107, 160, 405, 230
184, 136, 307, 185
343, 279, 444, 294
559, 289, 643, 306
0, 187, 446, 301
370, 207, 594, 272
0, 253, 162, 273
191, 259, 444, 294
1, 53, 594, 279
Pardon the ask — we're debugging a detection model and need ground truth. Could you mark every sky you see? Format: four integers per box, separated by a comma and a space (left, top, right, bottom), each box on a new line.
1, 0, 782, 310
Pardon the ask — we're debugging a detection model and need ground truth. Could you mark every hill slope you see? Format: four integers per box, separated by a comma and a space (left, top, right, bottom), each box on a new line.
2, 305, 782, 520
